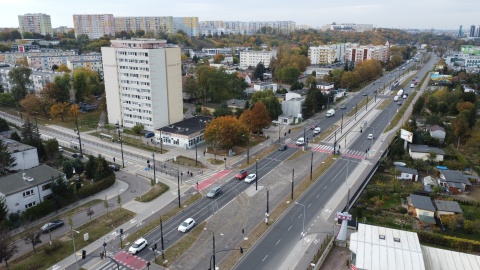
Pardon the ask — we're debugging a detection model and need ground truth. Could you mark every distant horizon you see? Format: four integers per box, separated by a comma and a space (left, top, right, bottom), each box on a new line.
0, 0, 476, 31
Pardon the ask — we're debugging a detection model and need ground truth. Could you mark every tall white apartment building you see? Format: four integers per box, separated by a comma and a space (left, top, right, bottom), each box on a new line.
18, 13, 53, 36
344, 41, 390, 63
73, 14, 115, 39
308, 46, 336, 65
101, 39, 183, 131
240, 50, 277, 68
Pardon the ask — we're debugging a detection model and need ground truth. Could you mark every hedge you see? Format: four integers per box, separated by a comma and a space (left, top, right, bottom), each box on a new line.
22, 200, 56, 221
76, 174, 116, 199
418, 231, 480, 253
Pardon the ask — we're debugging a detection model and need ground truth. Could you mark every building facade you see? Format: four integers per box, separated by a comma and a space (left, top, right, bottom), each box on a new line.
27, 52, 101, 70
173, 17, 199, 37
73, 14, 115, 39
199, 20, 295, 35
0, 49, 77, 66
0, 65, 66, 94
344, 42, 390, 63
18, 13, 53, 36
240, 50, 277, 68
114, 16, 174, 36
101, 39, 183, 131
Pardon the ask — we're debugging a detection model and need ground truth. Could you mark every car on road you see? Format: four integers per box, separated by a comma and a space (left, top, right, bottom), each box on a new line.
58, 147, 63, 152
207, 187, 222, 198
362, 93, 367, 96
340, 105, 346, 110
372, 82, 375, 85
397, 102, 402, 106
236, 170, 248, 180
278, 144, 288, 151
72, 153, 83, 159
313, 127, 321, 134
367, 134, 374, 140
109, 164, 120, 171
40, 220, 64, 233
377, 80, 381, 83
296, 138, 305, 146
244, 174, 257, 183
128, 238, 148, 254
178, 218, 196, 232
310, 124, 318, 130
144, 131, 155, 138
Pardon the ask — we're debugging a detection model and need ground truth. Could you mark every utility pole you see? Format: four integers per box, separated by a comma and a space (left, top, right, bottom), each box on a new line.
291, 169, 294, 200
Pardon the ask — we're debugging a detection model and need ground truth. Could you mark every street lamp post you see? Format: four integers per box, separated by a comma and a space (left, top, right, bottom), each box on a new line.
291, 169, 294, 200
345, 158, 351, 209
74, 117, 83, 156
355, 103, 358, 121
341, 113, 343, 133
115, 121, 125, 168
160, 217, 165, 259
295, 202, 306, 238
152, 152, 156, 184
310, 152, 313, 180
68, 216, 79, 270
204, 228, 221, 270
177, 173, 181, 208
255, 160, 258, 191
195, 141, 198, 166
265, 188, 269, 225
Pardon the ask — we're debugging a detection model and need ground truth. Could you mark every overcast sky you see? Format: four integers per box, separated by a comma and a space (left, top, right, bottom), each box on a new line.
0, 0, 477, 30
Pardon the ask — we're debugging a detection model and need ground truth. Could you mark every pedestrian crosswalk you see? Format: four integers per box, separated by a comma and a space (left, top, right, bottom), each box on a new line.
96, 260, 131, 270
285, 141, 366, 160
183, 169, 219, 185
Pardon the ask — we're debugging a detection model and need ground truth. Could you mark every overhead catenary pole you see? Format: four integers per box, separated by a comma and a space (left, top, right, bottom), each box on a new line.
291, 169, 294, 200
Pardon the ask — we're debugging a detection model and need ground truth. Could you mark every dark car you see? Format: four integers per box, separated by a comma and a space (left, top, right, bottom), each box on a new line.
340, 106, 346, 110
207, 187, 222, 198
310, 125, 318, 130
278, 144, 288, 151
109, 164, 120, 171
72, 153, 83, 159
362, 93, 367, 96
41, 220, 64, 233
235, 170, 248, 180
144, 131, 155, 138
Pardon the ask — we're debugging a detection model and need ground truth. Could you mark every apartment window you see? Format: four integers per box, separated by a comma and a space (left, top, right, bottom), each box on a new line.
42, 183, 51, 191
23, 190, 34, 197
25, 201, 36, 209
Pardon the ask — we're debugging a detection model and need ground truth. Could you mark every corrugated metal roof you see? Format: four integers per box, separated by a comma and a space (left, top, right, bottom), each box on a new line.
349, 224, 425, 270
422, 246, 480, 270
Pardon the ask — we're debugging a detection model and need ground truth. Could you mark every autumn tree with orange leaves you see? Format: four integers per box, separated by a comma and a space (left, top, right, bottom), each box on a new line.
239, 102, 271, 134
204, 116, 249, 159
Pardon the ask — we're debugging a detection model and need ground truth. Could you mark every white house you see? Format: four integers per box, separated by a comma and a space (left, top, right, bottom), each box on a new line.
395, 166, 419, 181
155, 116, 212, 150
408, 194, 436, 226
281, 98, 304, 119
253, 82, 278, 92
408, 144, 445, 162
0, 164, 65, 215
1, 136, 39, 171
423, 176, 438, 192
428, 125, 446, 143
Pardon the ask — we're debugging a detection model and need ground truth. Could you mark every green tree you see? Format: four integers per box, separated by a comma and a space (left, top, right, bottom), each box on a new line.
84, 155, 97, 179
253, 62, 266, 81
103, 195, 109, 213
73, 68, 100, 102
0, 196, 7, 223
0, 93, 15, 106
62, 160, 74, 178
251, 90, 282, 120
0, 227, 18, 268
412, 95, 425, 115
10, 131, 21, 142
23, 225, 42, 253
213, 102, 233, 117
276, 66, 300, 84
53, 74, 72, 103
117, 195, 122, 210
43, 138, 60, 160
290, 80, 303, 90
131, 124, 144, 135
94, 155, 112, 181
0, 118, 9, 132
8, 66, 32, 103
50, 175, 73, 205
0, 139, 16, 175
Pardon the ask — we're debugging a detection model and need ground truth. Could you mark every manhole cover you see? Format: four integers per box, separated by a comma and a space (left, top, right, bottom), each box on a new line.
130, 190, 136, 193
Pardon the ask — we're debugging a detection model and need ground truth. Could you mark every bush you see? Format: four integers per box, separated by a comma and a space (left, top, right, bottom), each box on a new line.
44, 240, 64, 255
77, 174, 116, 199
22, 200, 56, 221
132, 124, 144, 135
418, 231, 480, 253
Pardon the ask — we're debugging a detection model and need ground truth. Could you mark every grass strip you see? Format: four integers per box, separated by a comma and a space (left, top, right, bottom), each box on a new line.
208, 158, 224, 165
89, 132, 165, 153
8, 208, 135, 270
378, 99, 391, 110
135, 182, 170, 202
169, 155, 206, 168
218, 154, 336, 269
125, 193, 203, 244
347, 98, 368, 117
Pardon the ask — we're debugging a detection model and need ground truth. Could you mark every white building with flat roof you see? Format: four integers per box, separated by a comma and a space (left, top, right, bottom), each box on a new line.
101, 39, 183, 131
240, 50, 277, 68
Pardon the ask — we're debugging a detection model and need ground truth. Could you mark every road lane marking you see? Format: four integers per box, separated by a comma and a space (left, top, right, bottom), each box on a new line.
298, 214, 302, 219
308, 204, 311, 208
288, 226, 292, 231
262, 255, 268, 262
316, 194, 319, 198
276, 239, 281, 246
324, 186, 327, 189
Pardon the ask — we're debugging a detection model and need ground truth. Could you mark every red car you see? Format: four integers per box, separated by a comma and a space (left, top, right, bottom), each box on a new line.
235, 170, 248, 180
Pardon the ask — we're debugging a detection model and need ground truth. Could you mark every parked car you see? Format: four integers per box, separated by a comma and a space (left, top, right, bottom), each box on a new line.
244, 174, 257, 183
40, 220, 64, 233
144, 131, 155, 138
367, 134, 374, 140
58, 147, 63, 152
178, 218, 196, 232
278, 144, 288, 151
72, 153, 83, 159
109, 164, 120, 171
128, 238, 148, 254
340, 106, 346, 110
207, 187, 222, 198
235, 170, 248, 180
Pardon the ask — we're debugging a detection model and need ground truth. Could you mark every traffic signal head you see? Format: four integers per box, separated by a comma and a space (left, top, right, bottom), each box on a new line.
120, 228, 123, 234
154, 243, 157, 250
82, 250, 86, 259
240, 247, 244, 253
360, 129, 363, 133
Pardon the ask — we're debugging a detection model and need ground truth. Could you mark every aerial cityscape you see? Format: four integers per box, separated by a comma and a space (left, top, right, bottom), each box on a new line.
0, 3, 479, 270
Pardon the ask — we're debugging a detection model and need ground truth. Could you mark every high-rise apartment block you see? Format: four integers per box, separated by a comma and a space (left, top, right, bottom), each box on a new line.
114, 16, 174, 36
308, 46, 337, 65
199, 20, 295, 36
101, 39, 183, 131
173, 17, 199, 37
344, 41, 390, 63
73, 14, 115, 39
18, 13, 52, 36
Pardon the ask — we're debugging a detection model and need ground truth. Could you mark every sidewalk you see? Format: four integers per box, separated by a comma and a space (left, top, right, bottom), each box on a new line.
53, 173, 191, 270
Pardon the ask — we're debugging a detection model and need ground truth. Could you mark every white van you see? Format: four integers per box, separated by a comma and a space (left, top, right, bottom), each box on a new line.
313, 127, 321, 134
296, 138, 305, 146
410, 84, 415, 88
